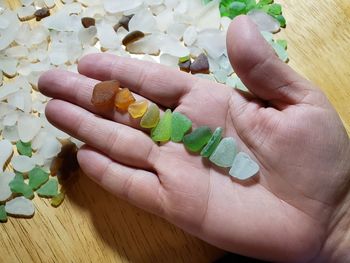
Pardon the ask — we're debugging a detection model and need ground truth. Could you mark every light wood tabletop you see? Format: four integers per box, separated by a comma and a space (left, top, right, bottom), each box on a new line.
1, 1, 349, 262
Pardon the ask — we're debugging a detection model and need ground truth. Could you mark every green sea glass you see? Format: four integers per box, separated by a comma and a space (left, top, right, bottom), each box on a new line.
200, 127, 223, 158
9, 173, 34, 199
0, 205, 7, 222
183, 126, 212, 152
171, 112, 192, 142
37, 179, 58, 198
16, 141, 32, 157
140, 103, 160, 128
28, 166, 50, 190
209, 137, 237, 168
151, 109, 172, 142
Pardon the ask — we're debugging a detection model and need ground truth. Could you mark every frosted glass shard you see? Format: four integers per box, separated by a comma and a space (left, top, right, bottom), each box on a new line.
104, 0, 143, 13
0, 140, 13, 172
18, 115, 42, 143
5, 196, 35, 217
0, 171, 15, 201
229, 152, 259, 180
247, 10, 280, 33
11, 155, 35, 173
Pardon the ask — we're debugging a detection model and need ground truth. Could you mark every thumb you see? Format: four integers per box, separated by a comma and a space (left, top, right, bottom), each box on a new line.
227, 15, 318, 107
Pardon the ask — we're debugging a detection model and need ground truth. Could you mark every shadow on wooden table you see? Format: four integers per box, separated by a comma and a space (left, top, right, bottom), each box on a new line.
64, 169, 224, 262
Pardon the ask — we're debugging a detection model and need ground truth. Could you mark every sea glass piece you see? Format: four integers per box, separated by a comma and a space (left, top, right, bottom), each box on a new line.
200, 127, 223, 158
34, 7, 50, 21
190, 53, 210, 74
37, 178, 58, 197
0, 139, 13, 172
28, 166, 49, 190
151, 109, 172, 142
91, 80, 120, 108
178, 60, 191, 73
115, 88, 136, 111
209, 137, 237, 168
16, 141, 32, 157
51, 191, 65, 207
81, 17, 95, 28
171, 112, 192, 143
140, 103, 160, 128
0, 171, 15, 202
229, 152, 259, 180
9, 173, 34, 199
114, 14, 134, 31
183, 126, 212, 152
5, 196, 35, 217
11, 155, 35, 173
122, 30, 145, 46
0, 205, 7, 222
128, 100, 148, 118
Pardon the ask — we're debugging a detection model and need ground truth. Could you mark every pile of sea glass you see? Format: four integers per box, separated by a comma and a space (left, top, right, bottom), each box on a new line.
0, 0, 287, 222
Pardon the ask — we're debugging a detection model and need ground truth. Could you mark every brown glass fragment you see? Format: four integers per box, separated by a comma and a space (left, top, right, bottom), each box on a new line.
91, 80, 120, 109
113, 14, 134, 32
122, 31, 145, 46
179, 60, 191, 73
34, 7, 50, 21
190, 53, 210, 74
81, 17, 96, 28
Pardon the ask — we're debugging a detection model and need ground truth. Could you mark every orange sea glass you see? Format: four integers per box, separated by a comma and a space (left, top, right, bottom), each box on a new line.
115, 88, 136, 111
128, 100, 148, 118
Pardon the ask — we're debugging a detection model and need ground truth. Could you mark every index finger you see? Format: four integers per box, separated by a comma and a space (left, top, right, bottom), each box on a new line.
78, 53, 198, 109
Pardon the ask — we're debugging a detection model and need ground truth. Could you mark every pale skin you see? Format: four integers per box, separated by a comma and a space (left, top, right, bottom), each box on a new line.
38, 16, 350, 263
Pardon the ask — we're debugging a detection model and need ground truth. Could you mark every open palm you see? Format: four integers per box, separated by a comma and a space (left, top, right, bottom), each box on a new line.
39, 17, 350, 263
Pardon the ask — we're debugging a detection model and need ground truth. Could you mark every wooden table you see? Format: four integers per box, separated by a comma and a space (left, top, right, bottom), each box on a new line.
1, 1, 349, 262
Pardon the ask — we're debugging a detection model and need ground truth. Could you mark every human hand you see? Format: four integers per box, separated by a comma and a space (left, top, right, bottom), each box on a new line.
38, 16, 350, 263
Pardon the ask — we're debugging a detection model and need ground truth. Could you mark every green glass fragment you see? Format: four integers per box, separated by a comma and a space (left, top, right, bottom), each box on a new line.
16, 141, 32, 157
276, 39, 288, 50
275, 14, 286, 27
200, 127, 223, 158
183, 126, 212, 152
151, 109, 172, 142
0, 205, 7, 222
9, 174, 34, 199
51, 191, 65, 207
179, 55, 190, 63
171, 112, 192, 143
268, 3, 282, 15
37, 178, 58, 198
28, 166, 50, 190
140, 103, 160, 129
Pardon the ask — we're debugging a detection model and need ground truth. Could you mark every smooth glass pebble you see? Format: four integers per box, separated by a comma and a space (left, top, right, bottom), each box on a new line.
91, 80, 120, 108
229, 152, 259, 180
183, 126, 212, 152
9, 173, 34, 199
28, 166, 49, 190
11, 155, 35, 173
51, 191, 65, 207
140, 103, 160, 128
190, 53, 210, 74
16, 141, 32, 157
115, 88, 136, 111
209, 137, 237, 168
201, 127, 223, 158
37, 178, 58, 197
5, 196, 35, 217
151, 109, 172, 142
171, 112, 192, 142
128, 100, 148, 118
0, 139, 13, 172
0, 171, 15, 202
0, 205, 7, 222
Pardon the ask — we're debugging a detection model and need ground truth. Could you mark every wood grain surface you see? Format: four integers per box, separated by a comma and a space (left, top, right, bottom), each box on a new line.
1, 1, 349, 263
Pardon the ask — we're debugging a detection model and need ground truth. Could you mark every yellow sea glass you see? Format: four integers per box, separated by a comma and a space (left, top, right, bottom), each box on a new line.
128, 100, 148, 119
140, 103, 160, 128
